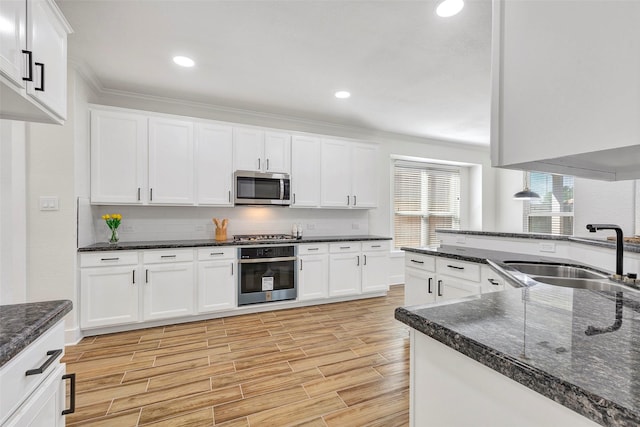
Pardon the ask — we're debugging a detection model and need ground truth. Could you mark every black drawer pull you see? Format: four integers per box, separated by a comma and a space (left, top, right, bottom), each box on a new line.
371, 245, 381, 248
62, 373, 76, 415
487, 278, 501, 286
307, 248, 319, 251
411, 259, 424, 264
437, 280, 443, 297
132, 270, 135, 284
22, 50, 33, 81
161, 255, 177, 258
101, 257, 119, 261
210, 252, 224, 256
428, 277, 432, 294
447, 264, 464, 270
35, 62, 44, 91
340, 246, 351, 249
25, 349, 62, 376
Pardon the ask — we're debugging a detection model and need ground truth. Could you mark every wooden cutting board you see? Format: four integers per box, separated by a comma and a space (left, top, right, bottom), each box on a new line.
607, 236, 640, 244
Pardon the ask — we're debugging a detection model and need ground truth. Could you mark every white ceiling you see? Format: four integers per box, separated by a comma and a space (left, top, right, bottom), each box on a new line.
58, 0, 492, 145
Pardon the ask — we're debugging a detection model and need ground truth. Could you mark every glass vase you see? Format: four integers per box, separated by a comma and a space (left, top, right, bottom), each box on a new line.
109, 228, 119, 244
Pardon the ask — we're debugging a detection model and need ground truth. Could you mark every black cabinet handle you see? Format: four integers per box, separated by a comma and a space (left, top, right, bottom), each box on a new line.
371, 245, 381, 248
266, 158, 270, 170
160, 255, 177, 258
258, 158, 261, 170
300, 259, 303, 271
25, 349, 62, 376
307, 248, 319, 251
364, 254, 367, 265
150, 188, 153, 201
410, 259, 424, 264
132, 270, 135, 284
231, 263, 234, 275
228, 190, 231, 203
437, 280, 443, 297
101, 257, 119, 261
35, 62, 44, 91
293, 193, 296, 204
428, 277, 432, 294
22, 50, 33, 81
347, 195, 350, 205
487, 278, 500, 286
357, 255, 360, 266
353, 195, 357, 206
137, 187, 141, 201
447, 264, 464, 270
145, 269, 149, 283
210, 252, 224, 256
62, 373, 76, 415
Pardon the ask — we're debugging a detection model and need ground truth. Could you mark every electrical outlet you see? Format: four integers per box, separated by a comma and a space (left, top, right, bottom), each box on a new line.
121, 225, 134, 233
195, 225, 205, 232
540, 242, 556, 253
352, 223, 360, 230
307, 223, 315, 230
455, 236, 466, 244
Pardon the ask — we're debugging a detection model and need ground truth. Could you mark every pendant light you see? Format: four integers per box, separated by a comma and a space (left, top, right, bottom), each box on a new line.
513, 171, 540, 200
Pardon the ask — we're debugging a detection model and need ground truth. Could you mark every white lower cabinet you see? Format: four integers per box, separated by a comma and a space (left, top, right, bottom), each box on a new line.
298, 244, 329, 301
1, 321, 74, 427
79, 251, 139, 329
328, 241, 390, 297
197, 247, 236, 313
361, 241, 390, 293
143, 249, 195, 321
403, 252, 481, 306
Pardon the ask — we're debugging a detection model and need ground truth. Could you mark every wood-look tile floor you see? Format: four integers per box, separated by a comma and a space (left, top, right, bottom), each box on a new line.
63, 285, 409, 426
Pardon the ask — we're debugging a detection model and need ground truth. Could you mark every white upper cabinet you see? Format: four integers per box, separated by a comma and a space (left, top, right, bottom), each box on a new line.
291, 135, 321, 207
195, 123, 233, 206
90, 109, 147, 204
492, 0, 640, 181
148, 117, 195, 204
0, 0, 71, 124
233, 127, 290, 173
264, 131, 291, 173
320, 139, 378, 208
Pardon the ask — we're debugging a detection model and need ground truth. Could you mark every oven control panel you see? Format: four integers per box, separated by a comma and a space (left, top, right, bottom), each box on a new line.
239, 245, 296, 259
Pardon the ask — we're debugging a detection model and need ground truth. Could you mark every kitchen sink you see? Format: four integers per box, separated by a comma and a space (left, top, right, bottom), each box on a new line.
530, 276, 631, 293
504, 262, 608, 280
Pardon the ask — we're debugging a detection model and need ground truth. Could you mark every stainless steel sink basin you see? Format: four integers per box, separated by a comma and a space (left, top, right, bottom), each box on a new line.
530, 276, 631, 293
505, 262, 608, 280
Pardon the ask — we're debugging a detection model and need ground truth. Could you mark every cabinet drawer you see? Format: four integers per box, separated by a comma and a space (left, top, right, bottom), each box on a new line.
362, 241, 389, 252
197, 247, 236, 261
481, 266, 506, 293
329, 242, 362, 253
404, 253, 435, 272
0, 321, 64, 424
436, 258, 481, 282
80, 251, 138, 267
298, 243, 328, 255
143, 249, 194, 264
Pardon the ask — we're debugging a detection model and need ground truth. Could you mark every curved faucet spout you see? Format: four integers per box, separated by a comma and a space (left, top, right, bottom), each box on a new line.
586, 224, 624, 277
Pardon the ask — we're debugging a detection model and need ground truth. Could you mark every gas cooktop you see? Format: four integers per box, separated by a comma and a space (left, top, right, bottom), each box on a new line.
233, 234, 298, 242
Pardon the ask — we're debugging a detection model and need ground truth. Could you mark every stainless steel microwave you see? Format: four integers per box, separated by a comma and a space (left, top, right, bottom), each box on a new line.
234, 171, 291, 206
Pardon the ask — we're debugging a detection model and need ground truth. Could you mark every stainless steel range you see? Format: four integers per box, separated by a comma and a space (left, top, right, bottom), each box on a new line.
233, 234, 298, 243
236, 236, 297, 305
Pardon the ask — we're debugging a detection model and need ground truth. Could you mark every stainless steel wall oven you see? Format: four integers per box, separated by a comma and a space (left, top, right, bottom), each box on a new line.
237, 245, 297, 305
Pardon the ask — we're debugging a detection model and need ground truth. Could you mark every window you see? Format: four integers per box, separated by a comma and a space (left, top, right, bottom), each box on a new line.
523, 172, 574, 235
393, 161, 461, 249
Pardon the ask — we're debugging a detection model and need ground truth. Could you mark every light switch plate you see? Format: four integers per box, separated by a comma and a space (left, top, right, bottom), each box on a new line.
39, 196, 59, 211
539, 242, 556, 253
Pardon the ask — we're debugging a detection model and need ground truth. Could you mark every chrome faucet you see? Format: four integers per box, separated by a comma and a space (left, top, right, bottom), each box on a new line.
586, 224, 624, 277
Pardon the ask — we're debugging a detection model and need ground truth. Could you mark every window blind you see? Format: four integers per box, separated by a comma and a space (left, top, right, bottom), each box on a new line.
523, 172, 574, 235
394, 161, 460, 249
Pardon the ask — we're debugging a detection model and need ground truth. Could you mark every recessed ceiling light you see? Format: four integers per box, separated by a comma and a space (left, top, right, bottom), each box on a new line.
335, 91, 351, 99
173, 56, 195, 67
436, 0, 464, 17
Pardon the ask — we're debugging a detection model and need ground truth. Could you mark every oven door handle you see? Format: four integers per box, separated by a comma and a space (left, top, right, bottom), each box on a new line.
238, 256, 298, 264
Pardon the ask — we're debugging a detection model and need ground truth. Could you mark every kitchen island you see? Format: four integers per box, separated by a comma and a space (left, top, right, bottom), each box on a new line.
396, 245, 640, 426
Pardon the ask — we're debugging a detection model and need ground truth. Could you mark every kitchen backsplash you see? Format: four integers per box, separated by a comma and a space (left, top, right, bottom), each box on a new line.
83, 203, 369, 245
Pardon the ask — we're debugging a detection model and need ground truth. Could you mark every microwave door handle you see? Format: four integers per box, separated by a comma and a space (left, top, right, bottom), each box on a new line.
280, 179, 285, 200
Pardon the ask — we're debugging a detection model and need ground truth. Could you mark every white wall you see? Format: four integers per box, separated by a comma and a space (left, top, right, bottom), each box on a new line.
0, 120, 27, 305
494, 168, 524, 233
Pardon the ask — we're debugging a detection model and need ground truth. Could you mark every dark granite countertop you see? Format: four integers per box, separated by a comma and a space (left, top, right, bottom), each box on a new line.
435, 229, 640, 254
0, 300, 72, 368
78, 235, 392, 252
395, 285, 640, 426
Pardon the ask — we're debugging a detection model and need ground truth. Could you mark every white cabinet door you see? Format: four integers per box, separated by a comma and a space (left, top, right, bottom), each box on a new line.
329, 252, 361, 297
26, 0, 68, 120
264, 131, 290, 173
361, 250, 389, 293
90, 109, 147, 204
196, 123, 233, 206
233, 127, 264, 172
80, 265, 140, 328
298, 254, 328, 301
404, 266, 436, 306
351, 143, 378, 208
0, 0, 26, 88
144, 262, 195, 321
321, 138, 351, 207
148, 117, 194, 204
4, 363, 65, 427
197, 260, 236, 313
291, 135, 321, 207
